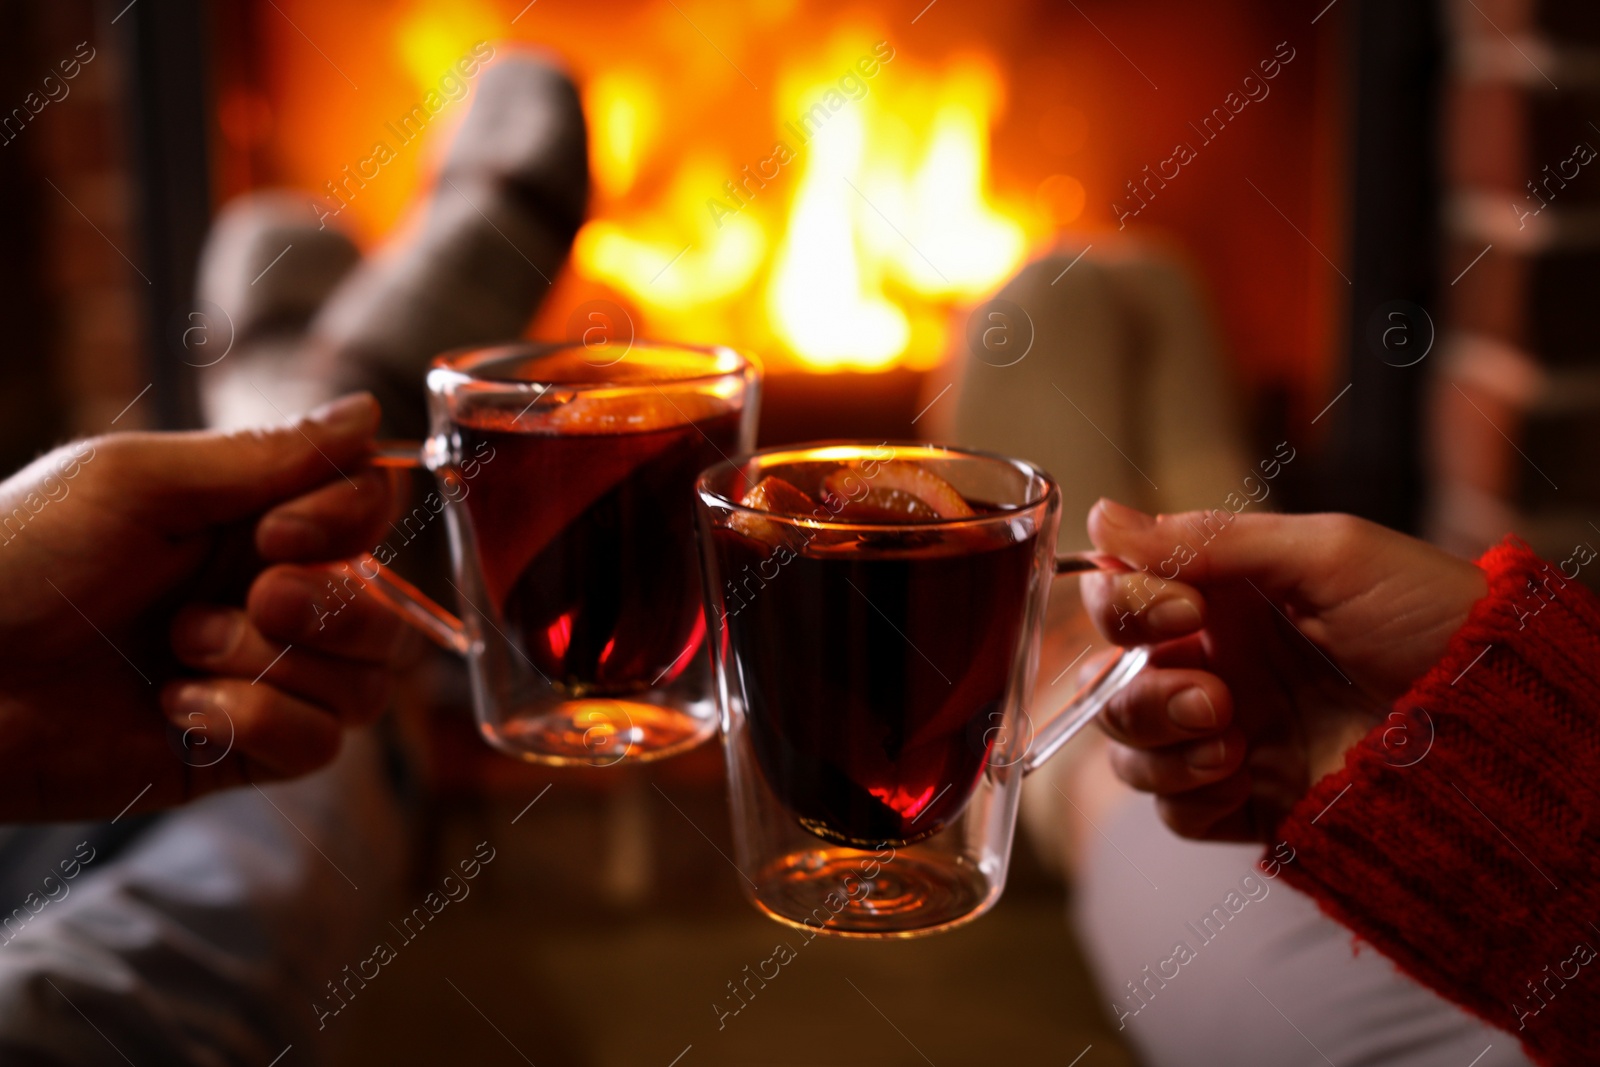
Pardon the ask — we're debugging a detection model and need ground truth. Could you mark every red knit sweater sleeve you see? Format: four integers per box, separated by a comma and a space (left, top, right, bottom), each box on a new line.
1275, 538, 1600, 1067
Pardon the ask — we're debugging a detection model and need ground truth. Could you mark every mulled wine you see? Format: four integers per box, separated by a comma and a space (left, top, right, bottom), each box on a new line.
457, 403, 740, 693
708, 464, 1036, 847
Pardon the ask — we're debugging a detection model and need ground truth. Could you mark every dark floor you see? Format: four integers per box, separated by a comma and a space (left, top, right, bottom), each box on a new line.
325, 761, 1138, 1067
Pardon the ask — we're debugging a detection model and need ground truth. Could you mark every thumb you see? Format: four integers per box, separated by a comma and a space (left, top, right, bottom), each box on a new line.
110, 393, 383, 526
1087, 498, 1355, 600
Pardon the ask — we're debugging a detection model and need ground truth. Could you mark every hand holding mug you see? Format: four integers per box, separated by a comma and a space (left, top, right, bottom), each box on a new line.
1079, 500, 1487, 842
0, 394, 413, 821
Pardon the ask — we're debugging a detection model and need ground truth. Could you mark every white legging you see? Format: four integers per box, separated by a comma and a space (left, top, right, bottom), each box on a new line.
1071, 789, 1531, 1067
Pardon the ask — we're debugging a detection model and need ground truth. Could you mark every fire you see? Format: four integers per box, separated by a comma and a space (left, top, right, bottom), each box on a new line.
577, 157, 768, 312
587, 68, 658, 200
575, 36, 1038, 373
767, 104, 909, 370
395, 0, 501, 98
373, 5, 1044, 373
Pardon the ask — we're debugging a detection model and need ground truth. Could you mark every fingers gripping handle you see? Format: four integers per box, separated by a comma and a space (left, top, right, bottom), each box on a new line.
356, 439, 471, 656
1020, 552, 1150, 776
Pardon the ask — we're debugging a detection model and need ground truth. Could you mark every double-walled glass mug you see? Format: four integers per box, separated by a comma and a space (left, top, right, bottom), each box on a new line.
367, 341, 761, 766
694, 442, 1147, 937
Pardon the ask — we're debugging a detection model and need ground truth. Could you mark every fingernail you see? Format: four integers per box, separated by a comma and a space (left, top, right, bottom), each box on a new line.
1147, 597, 1203, 636
173, 609, 244, 661
305, 393, 375, 433
1097, 498, 1153, 530
164, 684, 234, 769
1187, 738, 1229, 770
165, 681, 222, 724
1168, 687, 1217, 730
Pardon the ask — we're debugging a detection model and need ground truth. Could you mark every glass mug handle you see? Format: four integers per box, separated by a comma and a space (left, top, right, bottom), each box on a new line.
356, 440, 472, 656
1018, 552, 1151, 775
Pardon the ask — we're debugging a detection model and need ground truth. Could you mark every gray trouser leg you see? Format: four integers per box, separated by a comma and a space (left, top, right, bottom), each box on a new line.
0, 731, 404, 1066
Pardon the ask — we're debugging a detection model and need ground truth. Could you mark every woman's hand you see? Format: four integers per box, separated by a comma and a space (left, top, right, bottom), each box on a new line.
1080, 499, 1486, 841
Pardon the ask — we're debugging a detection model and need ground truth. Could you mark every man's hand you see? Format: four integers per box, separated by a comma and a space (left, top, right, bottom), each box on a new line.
1079, 499, 1487, 841
0, 393, 414, 822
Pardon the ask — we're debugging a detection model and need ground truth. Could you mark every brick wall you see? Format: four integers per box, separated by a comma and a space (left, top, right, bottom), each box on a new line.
1428, 0, 1600, 580
1, 0, 146, 446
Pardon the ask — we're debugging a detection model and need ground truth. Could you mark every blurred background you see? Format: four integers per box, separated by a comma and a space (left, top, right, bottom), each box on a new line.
10, 0, 1599, 558
1, 0, 1597, 1063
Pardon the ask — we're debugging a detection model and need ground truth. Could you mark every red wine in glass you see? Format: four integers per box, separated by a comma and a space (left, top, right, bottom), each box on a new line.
456, 406, 741, 693
710, 470, 1036, 847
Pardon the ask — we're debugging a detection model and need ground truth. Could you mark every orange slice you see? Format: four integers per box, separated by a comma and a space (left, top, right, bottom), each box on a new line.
740, 475, 816, 516
826, 461, 975, 522
727, 476, 818, 547
543, 391, 730, 435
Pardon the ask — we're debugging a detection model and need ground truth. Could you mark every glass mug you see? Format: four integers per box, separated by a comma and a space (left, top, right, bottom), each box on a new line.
694, 442, 1147, 937
366, 341, 761, 765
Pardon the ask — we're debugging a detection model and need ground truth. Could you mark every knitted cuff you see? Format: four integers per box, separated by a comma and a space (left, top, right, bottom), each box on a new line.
1276, 538, 1600, 1066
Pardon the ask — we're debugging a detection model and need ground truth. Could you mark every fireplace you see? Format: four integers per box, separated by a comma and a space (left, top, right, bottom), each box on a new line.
207, 0, 1348, 446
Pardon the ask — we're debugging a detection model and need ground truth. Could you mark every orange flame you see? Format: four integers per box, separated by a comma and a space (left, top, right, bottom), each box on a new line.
576, 39, 1037, 372
385, 5, 1050, 373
